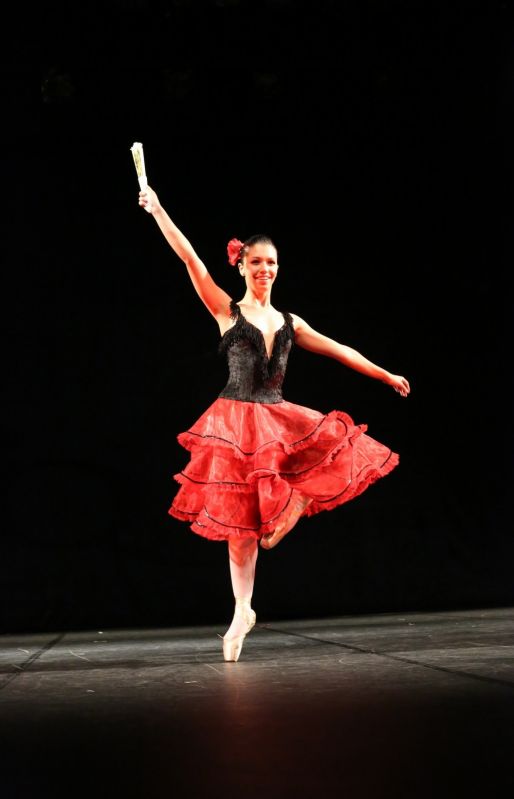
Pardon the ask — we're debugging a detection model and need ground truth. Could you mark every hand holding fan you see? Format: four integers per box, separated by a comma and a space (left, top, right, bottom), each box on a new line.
130, 142, 153, 212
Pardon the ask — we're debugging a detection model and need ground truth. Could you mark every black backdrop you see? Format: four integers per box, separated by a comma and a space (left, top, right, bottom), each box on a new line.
2, 0, 513, 633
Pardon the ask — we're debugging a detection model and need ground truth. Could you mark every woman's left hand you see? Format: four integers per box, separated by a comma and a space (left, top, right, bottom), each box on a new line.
390, 375, 410, 397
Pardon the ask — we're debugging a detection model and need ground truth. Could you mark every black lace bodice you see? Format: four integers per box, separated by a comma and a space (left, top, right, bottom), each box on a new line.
218, 300, 295, 403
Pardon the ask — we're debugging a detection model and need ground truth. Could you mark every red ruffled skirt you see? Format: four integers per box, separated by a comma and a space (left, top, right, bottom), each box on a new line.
169, 398, 399, 541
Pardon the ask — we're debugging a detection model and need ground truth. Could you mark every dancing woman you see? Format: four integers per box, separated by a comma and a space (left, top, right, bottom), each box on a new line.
138, 186, 410, 662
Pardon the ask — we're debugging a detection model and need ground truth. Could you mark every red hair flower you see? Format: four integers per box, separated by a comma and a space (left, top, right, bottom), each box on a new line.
227, 238, 244, 266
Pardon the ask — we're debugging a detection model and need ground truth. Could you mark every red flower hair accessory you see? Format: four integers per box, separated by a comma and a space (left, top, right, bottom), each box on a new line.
227, 238, 244, 266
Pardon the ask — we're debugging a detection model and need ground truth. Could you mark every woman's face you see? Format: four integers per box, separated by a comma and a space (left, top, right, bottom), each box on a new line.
239, 243, 278, 291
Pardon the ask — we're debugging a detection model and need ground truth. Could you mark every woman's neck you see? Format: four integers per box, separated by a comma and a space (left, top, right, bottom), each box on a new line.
240, 289, 273, 308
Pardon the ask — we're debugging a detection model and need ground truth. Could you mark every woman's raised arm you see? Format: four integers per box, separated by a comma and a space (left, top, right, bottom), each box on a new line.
139, 186, 231, 319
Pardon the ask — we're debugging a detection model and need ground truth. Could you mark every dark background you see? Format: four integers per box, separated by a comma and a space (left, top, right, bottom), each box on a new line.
1, 0, 512, 634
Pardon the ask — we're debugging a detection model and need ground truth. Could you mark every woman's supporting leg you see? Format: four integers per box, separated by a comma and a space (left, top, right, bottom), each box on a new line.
224, 537, 258, 640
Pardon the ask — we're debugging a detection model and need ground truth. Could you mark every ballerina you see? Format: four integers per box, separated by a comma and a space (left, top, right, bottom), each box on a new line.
138, 186, 410, 661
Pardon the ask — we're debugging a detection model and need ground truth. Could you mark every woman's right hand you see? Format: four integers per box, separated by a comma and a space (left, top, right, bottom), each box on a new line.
139, 185, 160, 214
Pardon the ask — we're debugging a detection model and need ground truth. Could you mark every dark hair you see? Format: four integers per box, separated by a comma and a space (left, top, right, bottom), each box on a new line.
240, 234, 277, 261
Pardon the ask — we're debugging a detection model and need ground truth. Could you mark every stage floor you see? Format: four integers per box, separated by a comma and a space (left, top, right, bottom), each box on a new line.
1, 606, 513, 798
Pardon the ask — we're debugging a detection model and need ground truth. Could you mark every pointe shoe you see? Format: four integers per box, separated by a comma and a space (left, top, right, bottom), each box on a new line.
220, 597, 256, 662
260, 492, 312, 550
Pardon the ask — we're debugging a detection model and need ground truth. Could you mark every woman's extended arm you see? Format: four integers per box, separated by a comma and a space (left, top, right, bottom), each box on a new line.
139, 186, 231, 319
291, 314, 410, 397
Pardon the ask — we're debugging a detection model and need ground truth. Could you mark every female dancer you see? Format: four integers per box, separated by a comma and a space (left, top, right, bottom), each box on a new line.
138, 186, 410, 662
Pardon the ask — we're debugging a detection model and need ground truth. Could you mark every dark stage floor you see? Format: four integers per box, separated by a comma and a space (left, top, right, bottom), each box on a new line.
1, 606, 513, 798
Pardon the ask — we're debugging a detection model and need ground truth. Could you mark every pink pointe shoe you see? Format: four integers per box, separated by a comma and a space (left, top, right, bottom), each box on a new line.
260, 491, 312, 550
220, 597, 256, 662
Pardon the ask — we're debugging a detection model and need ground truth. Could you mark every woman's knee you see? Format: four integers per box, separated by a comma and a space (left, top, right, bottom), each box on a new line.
228, 536, 257, 566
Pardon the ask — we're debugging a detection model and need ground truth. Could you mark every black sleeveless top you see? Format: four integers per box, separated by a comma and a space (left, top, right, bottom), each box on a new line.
218, 300, 295, 404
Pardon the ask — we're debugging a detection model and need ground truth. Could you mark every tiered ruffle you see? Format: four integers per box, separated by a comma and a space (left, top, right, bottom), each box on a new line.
169, 398, 399, 541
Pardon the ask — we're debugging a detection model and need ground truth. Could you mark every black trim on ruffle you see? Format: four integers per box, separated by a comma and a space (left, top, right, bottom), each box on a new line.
181, 412, 329, 456
313, 450, 395, 503
179, 471, 247, 487
172, 493, 295, 530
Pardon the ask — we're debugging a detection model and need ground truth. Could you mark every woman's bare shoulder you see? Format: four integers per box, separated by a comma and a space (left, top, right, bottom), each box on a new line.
288, 312, 307, 330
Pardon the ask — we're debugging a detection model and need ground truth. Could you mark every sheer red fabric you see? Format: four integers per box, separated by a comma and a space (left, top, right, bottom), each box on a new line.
169, 397, 399, 541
